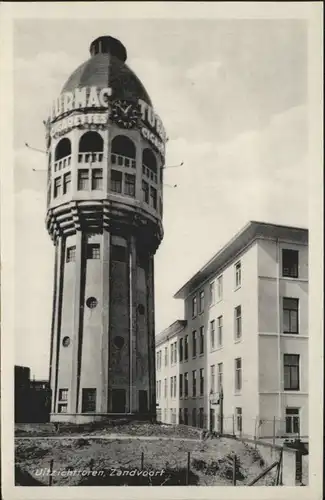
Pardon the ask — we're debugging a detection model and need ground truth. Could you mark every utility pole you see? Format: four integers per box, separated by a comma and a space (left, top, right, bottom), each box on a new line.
220, 385, 224, 435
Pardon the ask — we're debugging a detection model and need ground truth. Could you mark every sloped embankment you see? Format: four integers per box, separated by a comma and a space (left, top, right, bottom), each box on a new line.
15, 423, 276, 486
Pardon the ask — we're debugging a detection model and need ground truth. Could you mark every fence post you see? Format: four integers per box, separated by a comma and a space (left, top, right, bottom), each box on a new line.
140, 452, 144, 470
48, 459, 54, 486
232, 454, 237, 485
186, 451, 191, 485
272, 417, 276, 448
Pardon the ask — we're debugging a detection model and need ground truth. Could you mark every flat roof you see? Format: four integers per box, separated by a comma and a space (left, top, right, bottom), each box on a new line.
174, 220, 308, 300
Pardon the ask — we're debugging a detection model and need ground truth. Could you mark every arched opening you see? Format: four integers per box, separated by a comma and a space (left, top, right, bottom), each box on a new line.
111, 135, 136, 168
79, 131, 104, 153
142, 148, 158, 184
55, 138, 71, 161
78, 131, 104, 163
142, 148, 157, 173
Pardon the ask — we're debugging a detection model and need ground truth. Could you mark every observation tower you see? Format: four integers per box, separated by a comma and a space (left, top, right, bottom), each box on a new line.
46, 36, 166, 423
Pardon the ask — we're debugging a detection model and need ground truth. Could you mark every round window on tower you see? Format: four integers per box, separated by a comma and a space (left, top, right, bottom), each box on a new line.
62, 336, 71, 347
114, 336, 125, 349
86, 297, 98, 309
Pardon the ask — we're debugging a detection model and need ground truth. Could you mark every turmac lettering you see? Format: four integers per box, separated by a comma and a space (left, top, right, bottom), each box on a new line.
51, 86, 112, 121
138, 98, 167, 143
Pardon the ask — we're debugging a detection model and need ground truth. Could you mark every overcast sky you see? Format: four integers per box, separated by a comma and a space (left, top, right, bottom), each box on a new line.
13, 17, 308, 378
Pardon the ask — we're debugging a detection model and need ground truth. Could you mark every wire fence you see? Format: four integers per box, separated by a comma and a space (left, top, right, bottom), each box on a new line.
16, 443, 281, 487
159, 412, 303, 443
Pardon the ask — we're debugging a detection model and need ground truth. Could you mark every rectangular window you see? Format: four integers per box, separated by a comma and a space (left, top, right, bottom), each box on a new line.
235, 358, 242, 392
285, 408, 300, 434
217, 362, 223, 392
192, 331, 197, 358
283, 298, 299, 333
282, 249, 299, 278
58, 388, 68, 401
192, 370, 197, 397
217, 315, 223, 347
58, 403, 67, 413
111, 170, 122, 193
173, 376, 177, 398
192, 296, 197, 317
235, 261, 241, 288
199, 290, 204, 313
150, 186, 157, 209
192, 408, 197, 427
209, 281, 215, 306
164, 347, 168, 366
235, 306, 242, 340
199, 408, 204, 428
217, 275, 223, 300
164, 378, 167, 398
179, 338, 184, 362
66, 246, 76, 263
284, 354, 300, 390
179, 374, 183, 397
210, 320, 215, 350
142, 180, 149, 203
235, 407, 242, 432
170, 344, 174, 364
184, 408, 188, 425
184, 335, 189, 361
54, 177, 62, 198
170, 376, 173, 397
78, 169, 89, 190
199, 326, 204, 354
124, 173, 136, 197
184, 372, 188, 397
87, 243, 100, 259
199, 368, 204, 395
210, 365, 215, 393
63, 172, 71, 194
82, 388, 96, 413
92, 168, 103, 190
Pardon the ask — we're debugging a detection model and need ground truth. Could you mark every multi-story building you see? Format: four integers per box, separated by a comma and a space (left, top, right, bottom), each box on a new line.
156, 221, 308, 440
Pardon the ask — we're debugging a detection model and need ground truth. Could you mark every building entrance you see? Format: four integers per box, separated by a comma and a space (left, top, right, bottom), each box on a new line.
112, 389, 126, 413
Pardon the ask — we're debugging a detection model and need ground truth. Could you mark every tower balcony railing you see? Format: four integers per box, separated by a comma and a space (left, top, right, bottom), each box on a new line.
111, 153, 136, 169
78, 152, 104, 164
54, 155, 71, 172
142, 164, 158, 184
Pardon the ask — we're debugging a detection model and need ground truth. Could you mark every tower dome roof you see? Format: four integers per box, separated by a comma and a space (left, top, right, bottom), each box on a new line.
61, 36, 152, 106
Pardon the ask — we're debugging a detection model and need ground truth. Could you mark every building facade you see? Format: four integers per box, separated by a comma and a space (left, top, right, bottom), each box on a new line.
156, 221, 308, 440
46, 36, 166, 422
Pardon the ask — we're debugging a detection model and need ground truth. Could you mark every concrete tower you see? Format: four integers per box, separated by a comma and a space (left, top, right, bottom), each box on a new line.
46, 36, 166, 423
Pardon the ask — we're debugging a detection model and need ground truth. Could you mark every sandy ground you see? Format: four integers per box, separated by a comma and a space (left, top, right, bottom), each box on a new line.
15, 423, 278, 486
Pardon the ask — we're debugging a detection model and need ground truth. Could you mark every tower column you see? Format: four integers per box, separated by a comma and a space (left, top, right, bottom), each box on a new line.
99, 230, 110, 412
70, 230, 83, 414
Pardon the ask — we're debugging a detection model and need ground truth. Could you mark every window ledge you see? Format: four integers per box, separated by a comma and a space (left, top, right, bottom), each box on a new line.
234, 338, 242, 344
234, 285, 241, 292
234, 391, 242, 396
